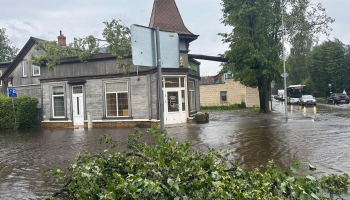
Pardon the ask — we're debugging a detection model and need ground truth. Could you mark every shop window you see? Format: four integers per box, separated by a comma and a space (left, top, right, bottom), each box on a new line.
105, 81, 129, 117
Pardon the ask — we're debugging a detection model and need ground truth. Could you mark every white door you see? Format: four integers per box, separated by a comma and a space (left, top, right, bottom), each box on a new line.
72, 86, 84, 125
164, 89, 186, 124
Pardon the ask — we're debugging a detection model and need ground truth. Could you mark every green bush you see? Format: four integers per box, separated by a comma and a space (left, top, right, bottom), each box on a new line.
200, 101, 246, 111
47, 126, 349, 199
0, 94, 38, 129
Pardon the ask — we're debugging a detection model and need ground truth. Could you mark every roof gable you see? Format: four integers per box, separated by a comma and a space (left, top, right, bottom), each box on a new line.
2, 37, 44, 79
149, 0, 194, 35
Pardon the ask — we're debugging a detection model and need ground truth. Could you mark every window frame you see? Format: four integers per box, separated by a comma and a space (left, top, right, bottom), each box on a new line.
188, 79, 196, 112
51, 85, 66, 118
104, 81, 129, 117
32, 64, 40, 76
220, 91, 227, 102
22, 61, 27, 77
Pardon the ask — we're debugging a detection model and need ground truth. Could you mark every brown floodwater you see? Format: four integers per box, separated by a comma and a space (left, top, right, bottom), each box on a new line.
1, 100, 349, 199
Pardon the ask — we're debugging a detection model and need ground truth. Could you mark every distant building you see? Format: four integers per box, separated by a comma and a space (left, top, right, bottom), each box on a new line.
199, 70, 259, 107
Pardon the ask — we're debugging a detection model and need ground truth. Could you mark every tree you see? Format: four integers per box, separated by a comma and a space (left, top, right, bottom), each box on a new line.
0, 28, 19, 62
307, 39, 349, 95
220, 0, 334, 113
287, 32, 313, 86
31, 19, 131, 71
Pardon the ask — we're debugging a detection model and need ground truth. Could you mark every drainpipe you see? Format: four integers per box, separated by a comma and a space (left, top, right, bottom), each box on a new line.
148, 74, 152, 120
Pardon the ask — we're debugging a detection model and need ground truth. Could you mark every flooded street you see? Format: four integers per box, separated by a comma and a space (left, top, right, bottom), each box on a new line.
1, 100, 350, 199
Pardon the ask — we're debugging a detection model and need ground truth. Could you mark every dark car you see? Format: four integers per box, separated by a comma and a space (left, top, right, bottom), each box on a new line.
326, 93, 349, 105
299, 95, 316, 106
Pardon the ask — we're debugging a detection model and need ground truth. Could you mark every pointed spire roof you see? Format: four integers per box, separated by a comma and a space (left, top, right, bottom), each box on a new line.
149, 0, 196, 37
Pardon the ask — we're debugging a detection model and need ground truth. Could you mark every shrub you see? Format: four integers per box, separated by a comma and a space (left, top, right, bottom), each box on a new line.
47, 126, 349, 199
0, 94, 38, 129
200, 101, 246, 111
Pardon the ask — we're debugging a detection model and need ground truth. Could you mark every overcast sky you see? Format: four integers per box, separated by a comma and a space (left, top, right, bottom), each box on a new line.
1, 0, 349, 76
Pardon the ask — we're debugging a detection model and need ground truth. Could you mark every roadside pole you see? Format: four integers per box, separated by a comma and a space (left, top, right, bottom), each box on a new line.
156, 27, 164, 133
282, 2, 288, 120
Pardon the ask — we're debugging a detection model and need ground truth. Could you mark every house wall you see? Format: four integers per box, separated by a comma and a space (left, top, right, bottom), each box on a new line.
5, 46, 43, 106
0, 66, 7, 94
199, 79, 259, 107
41, 73, 159, 121
10, 46, 42, 86
40, 58, 153, 79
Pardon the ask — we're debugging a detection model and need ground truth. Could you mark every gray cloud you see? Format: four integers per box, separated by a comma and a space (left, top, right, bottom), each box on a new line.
1, 0, 348, 76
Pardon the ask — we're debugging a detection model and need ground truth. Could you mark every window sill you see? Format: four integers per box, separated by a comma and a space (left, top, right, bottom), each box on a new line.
102, 117, 133, 120
50, 117, 68, 121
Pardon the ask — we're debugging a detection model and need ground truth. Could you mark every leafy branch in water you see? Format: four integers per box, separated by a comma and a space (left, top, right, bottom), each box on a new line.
46, 126, 349, 199
31, 19, 132, 72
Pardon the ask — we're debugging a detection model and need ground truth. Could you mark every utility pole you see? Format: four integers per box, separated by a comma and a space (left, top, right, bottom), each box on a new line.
282, 0, 288, 119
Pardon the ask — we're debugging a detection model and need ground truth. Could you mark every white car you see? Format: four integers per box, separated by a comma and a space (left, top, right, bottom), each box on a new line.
288, 97, 299, 105
299, 95, 316, 106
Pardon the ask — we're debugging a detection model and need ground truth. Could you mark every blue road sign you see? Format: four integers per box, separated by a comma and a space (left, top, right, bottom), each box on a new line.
8, 88, 17, 98
328, 84, 332, 89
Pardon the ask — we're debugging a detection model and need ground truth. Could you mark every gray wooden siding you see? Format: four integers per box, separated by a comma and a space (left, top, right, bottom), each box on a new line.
40, 58, 155, 79
42, 74, 159, 121
10, 46, 42, 86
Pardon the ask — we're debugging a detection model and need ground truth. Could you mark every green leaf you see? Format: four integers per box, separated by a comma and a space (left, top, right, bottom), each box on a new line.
290, 160, 301, 173
309, 164, 316, 171
287, 176, 296, 183
310, 193, 320, 200
306, 175, 316, 182
167, 178, 174, 186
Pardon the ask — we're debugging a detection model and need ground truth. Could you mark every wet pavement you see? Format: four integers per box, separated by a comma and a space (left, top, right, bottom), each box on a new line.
1, 100, 350, 199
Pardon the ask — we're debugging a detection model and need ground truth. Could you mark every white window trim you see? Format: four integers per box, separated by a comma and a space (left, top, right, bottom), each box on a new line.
188, 80, 196, 112
105, 81, 129, 117
32, 64, 40, 76
0, 70, 2, 86
22, 61, 27, 77
51, 85, 66, 118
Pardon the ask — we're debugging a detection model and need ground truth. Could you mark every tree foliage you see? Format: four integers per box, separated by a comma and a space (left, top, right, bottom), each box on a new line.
31, 19, 131, 71
47, 126, 349, 199
220, 0, 334, 112
0, 28, 19, 62
307, 39, 350, 95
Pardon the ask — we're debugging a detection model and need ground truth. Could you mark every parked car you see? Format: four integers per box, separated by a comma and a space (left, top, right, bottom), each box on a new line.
299, 95, 316, 106
326, 93, 350, 105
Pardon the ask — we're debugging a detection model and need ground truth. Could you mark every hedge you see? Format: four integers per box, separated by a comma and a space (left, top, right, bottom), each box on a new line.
0, 94, 39, 129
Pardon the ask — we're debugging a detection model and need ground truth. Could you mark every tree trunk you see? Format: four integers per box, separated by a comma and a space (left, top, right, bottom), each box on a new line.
258, 75, 269, 113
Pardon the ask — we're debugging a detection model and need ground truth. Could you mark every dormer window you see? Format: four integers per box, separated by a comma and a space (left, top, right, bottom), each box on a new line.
22, 61, 27, 77
33, 65, 40, 76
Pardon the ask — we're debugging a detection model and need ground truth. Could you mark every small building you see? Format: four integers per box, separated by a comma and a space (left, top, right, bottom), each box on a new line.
0, 61, 11, 94
199, 71, 259, 107
1, 0, 202, 128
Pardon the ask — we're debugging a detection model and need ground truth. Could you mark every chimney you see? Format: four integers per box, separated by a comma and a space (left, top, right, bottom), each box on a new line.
206, 76, 211, 83
57, 30, 66, 46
